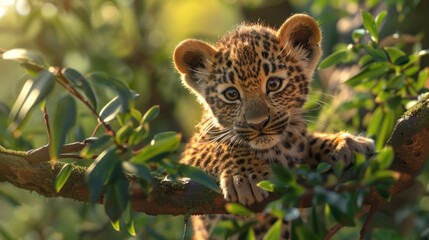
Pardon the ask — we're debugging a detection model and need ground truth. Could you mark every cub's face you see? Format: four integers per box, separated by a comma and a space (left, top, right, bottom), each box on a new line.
174, 14, 322, 150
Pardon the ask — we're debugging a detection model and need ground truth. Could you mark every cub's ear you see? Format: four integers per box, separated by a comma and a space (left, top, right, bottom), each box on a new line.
276, 14, 322, 69
173, 39, 217, 93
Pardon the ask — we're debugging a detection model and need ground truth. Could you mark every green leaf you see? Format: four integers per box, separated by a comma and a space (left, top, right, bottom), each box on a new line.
364, 45, 387, 61
8, 70, 55, 131
55, 163, 73, 192
142, 105, 160, 124
50, 95, 77, 160
128, 124, 149, 146
376, 110, 394, 150
257, 180, 275, 192
363, 170, 396, 186
319, 50, 348, 69
122, 203, 133, 224
316, 162, 331, 173
264, 199, 284, 219
416, 68, 429, 90
352, 28, 366, 42
115, 124, 133, 144
110, 219, 120, 231
345, 62, 390, 87
328, 192, 356, 226
272, 165, 293, 183
262, 219, 281, 240
374, 11, 387, 31
88, 72, 134, 113
122, 162, 153, 182
367, 107, 383, 137
20, 62, 44, 76
99, 97, 122, 123
104, 171, 129, 221
295, 224, 320, 240
86, 148, 119, 203
385, 47, 406, 63
2, 48, 45, 67
246, 229, 256, 240
61, 68, 98, 109
80, 135, 112, 158
386, 74, 406, 90
393, 56, 410, 66
405, 65, 420, 77
180, 165, 219, 192
131, 132, 181, 163
126, 220, 136, 236
310, 207, 321, 236
376, 146, 394, 169
362, 10, 379, 42
329, 204, 355, 226
225, 203, 253, 216
99, 91, 139, 123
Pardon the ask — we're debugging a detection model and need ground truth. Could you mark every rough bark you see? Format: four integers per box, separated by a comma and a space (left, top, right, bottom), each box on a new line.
1, 95, 429, 216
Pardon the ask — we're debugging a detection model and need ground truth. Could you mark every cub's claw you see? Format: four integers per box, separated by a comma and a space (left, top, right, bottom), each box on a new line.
330, 133, 375, 166
220, 171, 269, 206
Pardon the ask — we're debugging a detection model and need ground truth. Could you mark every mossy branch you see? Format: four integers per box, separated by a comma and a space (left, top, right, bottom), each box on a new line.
0, 95, 429, 216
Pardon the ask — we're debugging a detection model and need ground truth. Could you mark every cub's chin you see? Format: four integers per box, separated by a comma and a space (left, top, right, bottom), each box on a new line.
248, 134, 282, 150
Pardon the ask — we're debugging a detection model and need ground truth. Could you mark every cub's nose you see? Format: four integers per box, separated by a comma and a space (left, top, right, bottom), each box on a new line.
247, 116, 269, 130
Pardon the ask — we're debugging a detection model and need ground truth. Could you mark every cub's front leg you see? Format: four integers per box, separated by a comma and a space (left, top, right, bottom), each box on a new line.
307, 132, 375, 166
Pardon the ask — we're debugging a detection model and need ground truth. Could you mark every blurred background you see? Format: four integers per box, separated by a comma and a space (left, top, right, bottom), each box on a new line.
0, 0, 428, 239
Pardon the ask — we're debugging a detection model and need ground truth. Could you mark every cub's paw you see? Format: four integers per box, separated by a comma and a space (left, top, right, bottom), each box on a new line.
219, 171, 269, 206
329, 133, 375, 166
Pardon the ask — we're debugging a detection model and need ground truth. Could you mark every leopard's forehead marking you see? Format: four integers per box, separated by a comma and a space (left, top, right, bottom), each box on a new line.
210, 24, 296, 94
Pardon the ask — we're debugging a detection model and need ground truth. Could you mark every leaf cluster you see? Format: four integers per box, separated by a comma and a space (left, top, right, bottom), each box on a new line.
0, 48, 217, 236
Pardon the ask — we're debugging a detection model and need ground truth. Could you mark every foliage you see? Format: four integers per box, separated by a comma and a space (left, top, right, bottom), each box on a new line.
0, 0, 428, 240
0, 47, 217, 238
320, 10, 428, 150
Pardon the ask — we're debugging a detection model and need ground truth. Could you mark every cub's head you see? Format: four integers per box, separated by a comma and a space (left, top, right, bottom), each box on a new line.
174, 14, 322, 150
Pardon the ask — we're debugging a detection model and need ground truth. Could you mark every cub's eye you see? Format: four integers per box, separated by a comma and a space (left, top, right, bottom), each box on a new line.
222, 87, 240, 102
266, 77, 284, 93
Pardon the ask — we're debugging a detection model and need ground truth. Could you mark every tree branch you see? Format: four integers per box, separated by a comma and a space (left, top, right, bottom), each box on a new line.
0, 95, 429, 216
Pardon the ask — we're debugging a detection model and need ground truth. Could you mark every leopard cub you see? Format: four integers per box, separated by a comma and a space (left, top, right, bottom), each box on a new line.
173, 14, 375, 240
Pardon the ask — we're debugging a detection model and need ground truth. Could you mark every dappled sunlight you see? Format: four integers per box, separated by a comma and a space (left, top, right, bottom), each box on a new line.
16, 0, 30, 16
40, 2, 57, 19
100, 1, 121, 25
0, 0, 14, 18
0, 0, 428, 239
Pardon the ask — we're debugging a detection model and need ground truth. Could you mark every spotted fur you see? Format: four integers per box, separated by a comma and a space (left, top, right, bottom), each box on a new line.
173, 14, 375, 240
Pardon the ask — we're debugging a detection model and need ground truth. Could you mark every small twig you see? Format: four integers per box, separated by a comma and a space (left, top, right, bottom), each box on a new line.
324, 206, 371, 240
324, 223, 344, 240
182, 213, 190, 240
91, 123, 102, 137
42, 105, 52, 144
50, 67, 127, 153
360, 204, 378, 240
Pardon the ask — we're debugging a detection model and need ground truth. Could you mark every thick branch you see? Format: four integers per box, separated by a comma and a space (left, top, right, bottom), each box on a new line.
0, 95, 429, 215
